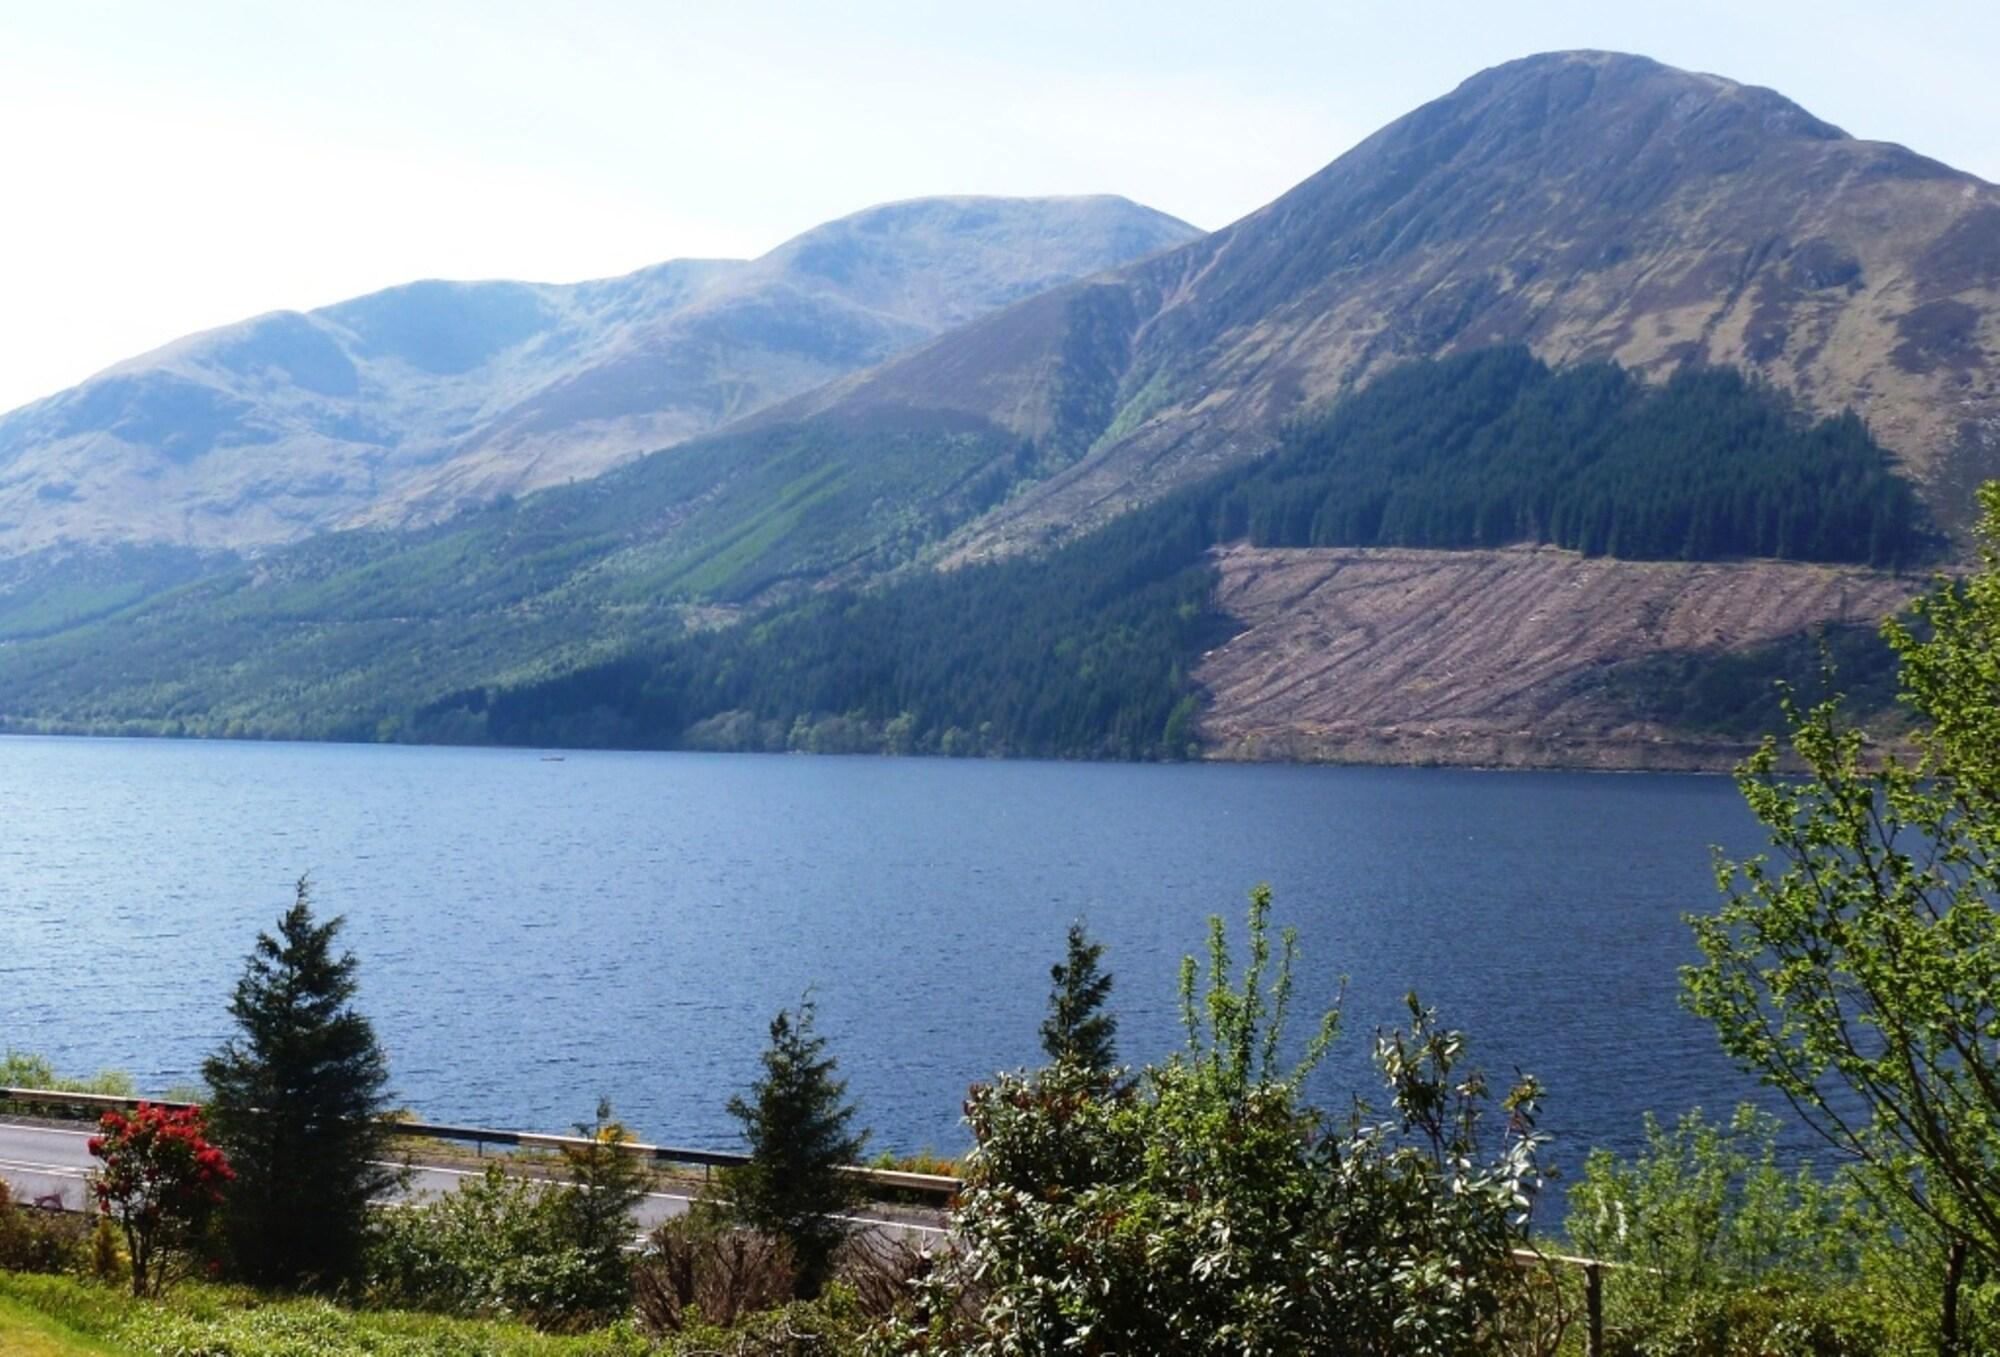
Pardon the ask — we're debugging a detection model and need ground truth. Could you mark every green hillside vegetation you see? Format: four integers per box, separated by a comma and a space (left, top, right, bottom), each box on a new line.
422, 347, 1929, 757
0, 347, 1922, 750
0, 418, 1029, 741
449, 493, 1222, 757
1602, 620, 1911, 740
1221, 347, 1925, 564
0, 547, 221, 644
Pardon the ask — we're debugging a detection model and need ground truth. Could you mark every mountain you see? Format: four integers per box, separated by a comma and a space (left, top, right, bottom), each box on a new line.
768, 50, 2000, 558
0, 196, 1196, 557
0, 51, 1991, 768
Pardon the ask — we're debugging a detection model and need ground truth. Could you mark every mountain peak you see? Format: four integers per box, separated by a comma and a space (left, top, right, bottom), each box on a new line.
1448, 49, 1848, 143
786, 51, 1999, 559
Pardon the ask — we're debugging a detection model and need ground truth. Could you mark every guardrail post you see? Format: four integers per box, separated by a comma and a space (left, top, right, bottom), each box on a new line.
1585, 1261, 1604, 1357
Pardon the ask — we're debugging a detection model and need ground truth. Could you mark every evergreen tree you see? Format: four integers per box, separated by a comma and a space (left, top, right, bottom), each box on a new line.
1040, 920, 1118, 1072
720, 998, 868, 1298
203, 879, 394, 1288
555, 1097, 651, 1315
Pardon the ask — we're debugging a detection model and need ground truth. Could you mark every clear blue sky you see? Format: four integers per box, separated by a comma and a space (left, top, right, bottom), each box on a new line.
2, 0, 1995, 412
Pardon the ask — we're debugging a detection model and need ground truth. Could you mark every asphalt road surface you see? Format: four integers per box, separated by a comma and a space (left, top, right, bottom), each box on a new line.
0, 1117, 945, 1242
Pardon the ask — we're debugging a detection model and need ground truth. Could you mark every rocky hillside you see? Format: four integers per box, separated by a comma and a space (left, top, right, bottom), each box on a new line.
769, 51, 2000, 558
0, 196, 1194, 556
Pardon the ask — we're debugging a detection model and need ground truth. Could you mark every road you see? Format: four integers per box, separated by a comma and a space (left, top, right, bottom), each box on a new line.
0, 1118, 945, 1242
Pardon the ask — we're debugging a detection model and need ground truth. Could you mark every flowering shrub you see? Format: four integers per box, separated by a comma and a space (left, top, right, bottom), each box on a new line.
87, 1102, 232, 1295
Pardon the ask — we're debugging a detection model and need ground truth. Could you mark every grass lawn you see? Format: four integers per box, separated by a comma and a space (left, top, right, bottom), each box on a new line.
0, 1270, 647, 1355
0, 1292, 132, 1355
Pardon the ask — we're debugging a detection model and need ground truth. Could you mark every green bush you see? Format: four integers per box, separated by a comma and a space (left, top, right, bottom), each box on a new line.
890, 886, 1548, 1355
1567, 1106, 1866, 1310
1611, 1280, 1893, 1357
0, 1049, 135, 1099
1564, 1105, 2000, 1355
0, 1189, 87, 1274
366, 1164, 617, 1330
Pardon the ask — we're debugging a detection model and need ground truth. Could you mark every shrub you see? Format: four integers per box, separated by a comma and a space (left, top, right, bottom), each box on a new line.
891, 886, 1548, 1356
635, 1212, 797, 1333
0, 1049, 135, 1096
1564, 1105, 2000, 1354
552, 1099, 653, 1317
367, 1163, 609, 1329
636, 1216, 935, 1338
90, 1214, 122, 1283
1567, 1105, 1867, 1318
1613, 1280, 1894, 1357
865, 1150, 962, 1178
87, 1101, 233, 1295
0, 1187, 87, 1274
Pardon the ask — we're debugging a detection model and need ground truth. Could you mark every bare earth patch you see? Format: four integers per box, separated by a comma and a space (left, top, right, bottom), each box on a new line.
1196, 545, 1926, 770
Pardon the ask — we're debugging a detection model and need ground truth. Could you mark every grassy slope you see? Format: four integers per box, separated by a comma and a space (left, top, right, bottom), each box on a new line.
0, 1272, 638, 1357
0, 1291, 131, 1355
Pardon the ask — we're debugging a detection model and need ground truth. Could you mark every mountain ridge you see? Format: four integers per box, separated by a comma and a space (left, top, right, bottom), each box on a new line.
758, 50, 1999, 561
0, 50, 1993, 771
0, 194, 1197, 557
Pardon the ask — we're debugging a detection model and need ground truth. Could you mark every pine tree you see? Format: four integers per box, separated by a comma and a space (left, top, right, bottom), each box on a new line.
202, 879, 394, 1288
721, 998, 868, 1298
1041, 920, 1117, 1073
556, 1097, 651, 1315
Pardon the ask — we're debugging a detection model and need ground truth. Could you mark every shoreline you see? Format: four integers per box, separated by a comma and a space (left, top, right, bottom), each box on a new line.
0, 719, 1780, 775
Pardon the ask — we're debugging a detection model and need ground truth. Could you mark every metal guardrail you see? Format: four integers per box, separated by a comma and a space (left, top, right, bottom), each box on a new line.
0, 1087, 961, 1201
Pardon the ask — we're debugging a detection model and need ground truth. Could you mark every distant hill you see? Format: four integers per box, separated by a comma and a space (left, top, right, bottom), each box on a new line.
767, 50, 2000, 558
1, 50, 1991, 769
0, 196, 1196, 556
0, 350, 1932, 759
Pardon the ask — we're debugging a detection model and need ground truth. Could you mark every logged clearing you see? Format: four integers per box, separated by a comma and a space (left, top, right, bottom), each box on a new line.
1195, 545, 1926, 769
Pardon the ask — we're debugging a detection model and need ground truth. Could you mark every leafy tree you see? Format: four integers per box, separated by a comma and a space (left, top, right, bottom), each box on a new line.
87, 1103, 233, 1295
1039, 919, 1118, 1072
721, 998, 868, 1299
1684, 482, 2000, 1349
203, 878, 395, 1289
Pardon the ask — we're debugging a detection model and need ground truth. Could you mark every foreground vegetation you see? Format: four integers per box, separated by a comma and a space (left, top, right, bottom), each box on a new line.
0, 1270, 645, 1356
4, 486, 1996, 1350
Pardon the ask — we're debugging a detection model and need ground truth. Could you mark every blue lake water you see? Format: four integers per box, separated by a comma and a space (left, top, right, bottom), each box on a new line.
0, 734, 1793, 1169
